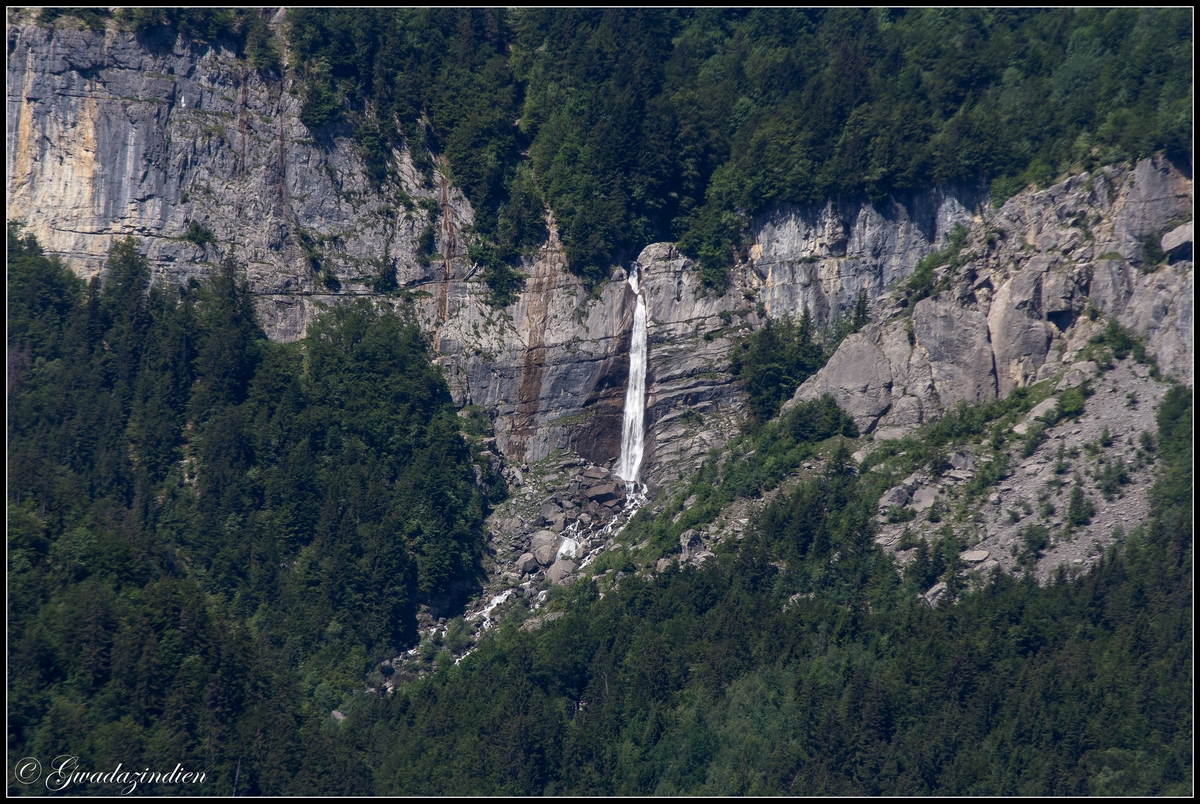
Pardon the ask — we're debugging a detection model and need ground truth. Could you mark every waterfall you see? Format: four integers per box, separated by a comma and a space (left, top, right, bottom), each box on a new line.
615, 264, 647, 487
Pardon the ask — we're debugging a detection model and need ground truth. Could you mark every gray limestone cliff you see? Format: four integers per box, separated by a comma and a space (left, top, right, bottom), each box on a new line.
786, 158, 1193, 440
8, 17, 1194, 489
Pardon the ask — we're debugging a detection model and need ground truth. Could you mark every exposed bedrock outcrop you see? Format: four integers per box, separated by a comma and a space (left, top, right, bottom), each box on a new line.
421, 236, 752, 483
787, 157, 1193, 439
6, 20, 476, 343
7, 19, 1193, 487
749, 186, 979, 326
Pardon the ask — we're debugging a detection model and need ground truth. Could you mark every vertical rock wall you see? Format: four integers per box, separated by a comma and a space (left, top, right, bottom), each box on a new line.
789, 158, 1193, 439
8, 18, 1192, 487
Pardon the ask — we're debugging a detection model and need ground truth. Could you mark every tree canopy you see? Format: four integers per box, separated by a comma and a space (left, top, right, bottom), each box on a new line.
285, 8, 1192, 288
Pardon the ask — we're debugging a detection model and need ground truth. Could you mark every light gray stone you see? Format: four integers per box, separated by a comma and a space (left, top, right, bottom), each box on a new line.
1056, 361, 1099, 390
515, 553, 539, 575
1118, 263, 1194, 383
1162, 221, 1192, 255
924, 581, 948, 607
546, 559, 577, 585
913, 297, 997, 407
1112, 157, 1193, 264
1013, 398, 1060, 435
679, 529, 706, 564
879, 486, 910, 509
531, 531, 561, 567
911, 487, 938, 512
752, 188, 976, 328
988, 276, 1053, 395
789, 329, 893, 433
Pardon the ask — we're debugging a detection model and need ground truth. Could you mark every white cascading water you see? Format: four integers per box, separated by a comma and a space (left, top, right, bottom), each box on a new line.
615, 264, 648, 488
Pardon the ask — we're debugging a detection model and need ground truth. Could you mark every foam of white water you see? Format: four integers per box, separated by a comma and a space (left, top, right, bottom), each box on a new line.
478, 589, 515, 627
615, 264, 648, 486
556, 537, 580, 560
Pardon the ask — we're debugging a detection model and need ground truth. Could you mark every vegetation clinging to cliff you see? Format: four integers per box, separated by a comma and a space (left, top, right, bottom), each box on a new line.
284, 8, 1191, 292
732, 310, 825, 424
116, 8, 281, 71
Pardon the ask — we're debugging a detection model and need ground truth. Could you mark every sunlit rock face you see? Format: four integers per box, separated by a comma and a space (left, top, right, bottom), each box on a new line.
8, 17, 1191, 487
786, 158, 1192, 441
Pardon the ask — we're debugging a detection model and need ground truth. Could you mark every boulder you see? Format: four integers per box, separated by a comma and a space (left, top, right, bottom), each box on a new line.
515, 553, 539, 575
546, 559, 577, 585
923, 581, 948, 607
949, 451, 973, 471
679, 529, 704, 562
960, 550, 990, 563
1161, 221, 1193, 260
556, 537, 581, 560
910, 487, 938, 512
879, 486, 910, 509
584, 481, 620, 503
531, 531, 561, 566
1013, 398, 1060, 435
583, 466, 611, 480
540, 502, 562, 521
1056, 361, 1099, 391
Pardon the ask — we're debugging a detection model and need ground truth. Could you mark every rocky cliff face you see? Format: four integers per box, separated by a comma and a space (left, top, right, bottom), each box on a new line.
6, 16, 478, 339
7, 18, 1193, 489
788, 158, 1193, 440
749, 186, 979, 323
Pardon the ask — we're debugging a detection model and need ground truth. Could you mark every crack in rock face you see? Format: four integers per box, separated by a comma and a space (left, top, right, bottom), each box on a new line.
5, 19, 1191, 499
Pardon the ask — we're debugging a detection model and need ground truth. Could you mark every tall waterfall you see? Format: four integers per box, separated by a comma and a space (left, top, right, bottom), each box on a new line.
615, 264, 648, 486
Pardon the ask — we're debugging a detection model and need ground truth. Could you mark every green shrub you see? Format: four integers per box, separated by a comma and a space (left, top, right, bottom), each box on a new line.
1022, 421, 1048, 458
1067, 478, 1095, 528
1141, 233, 1166, 270
1056, 384, 1088, 420
1088, 319, 1156, 374
416, 221, 437, 267
1096, 458, 1130, 501
1017, 524, 1050, 570
40, 7, 112, 29
184, 220, 217, 247
732, 311, 824, 424
903, 223, 970, 306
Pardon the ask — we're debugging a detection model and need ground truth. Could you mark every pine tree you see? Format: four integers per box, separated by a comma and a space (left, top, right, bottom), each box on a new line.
851, 288, 869, 330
